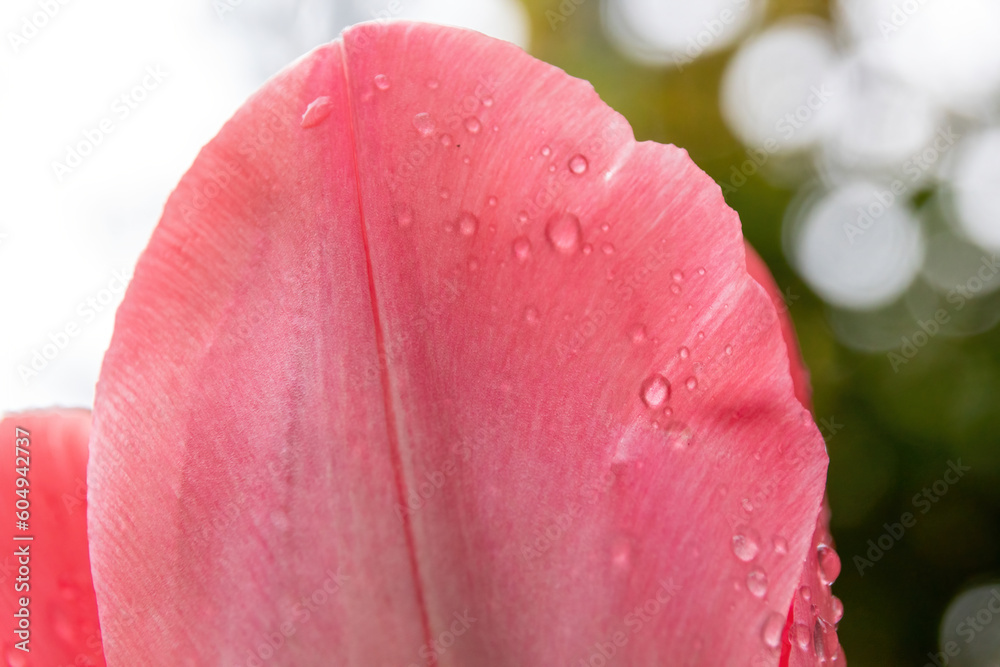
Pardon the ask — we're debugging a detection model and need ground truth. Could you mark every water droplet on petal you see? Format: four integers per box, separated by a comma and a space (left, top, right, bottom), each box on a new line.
440, 189, 450, 200
628, 324, 647, 344
374, 74, 389, 90
611, 536, 632, 568
540, 145, 551, 156
440, 133, 453, 146
301, 96, 334, 128
601, 242, 615, 255
426, 79, 440, 90
545, 213, 582, 254
762, 612, 785, 649
670, 284, 682, 295
793, 622, 811, 650
517, 211, 529, 223
457, 212, 478, 237
741, 497, 754, 513
548, 164, 557, 172
569, 154, 589, 175
725, 345, 733, 356
482, 96, 494, 107
773, 537, 788, 555
512, 236, 532, 262
524, 306, 540, 324
747, 569, 769, 598
488, 196, 498, 207
799, 585, 812, 602
413, 112, 435, 137
582, 243, 593, 255
672, 270, 684, 282
697, 267, 706, 276
686, 377, 698, 391
641, 374, 670, 409
733, 528, 760, 562
600, 222, 610, 232
397, 210, 413, 228
831, 596, 844, 624
679, 346, 690, 359
817, 545, 841, 585
464, 116, 482, 133
467, 257, 480, 272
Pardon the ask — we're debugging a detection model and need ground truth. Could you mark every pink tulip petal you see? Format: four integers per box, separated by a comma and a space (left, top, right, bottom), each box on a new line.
1, 410, 105, 667
89, 22, 831, 665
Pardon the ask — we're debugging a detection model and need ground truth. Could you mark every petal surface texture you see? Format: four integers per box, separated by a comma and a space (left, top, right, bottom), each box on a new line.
88, 21, 831, 666
1, 410, 105, 667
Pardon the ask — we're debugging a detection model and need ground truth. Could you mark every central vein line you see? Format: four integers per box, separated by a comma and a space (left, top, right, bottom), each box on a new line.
338, 38, 437, 665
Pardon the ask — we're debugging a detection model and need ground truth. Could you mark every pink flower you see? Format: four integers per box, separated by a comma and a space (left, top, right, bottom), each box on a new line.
5, 22, 842, 666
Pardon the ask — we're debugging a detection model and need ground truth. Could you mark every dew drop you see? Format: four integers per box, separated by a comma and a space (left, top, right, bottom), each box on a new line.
641, 374, 670, 409
814, 619, 827, 659
611, 536, 632, 568
741, 497, 754, 513
670, 284, 681, 295
601, 242, 615, 255
569, 154, 589, 175
686, 377, 698, 391
374, 74, 389, 90
831, 596, 844, 624
747, 569, 769, 598
799, 585, 812, 602
540, 145, 552, 157
679, 346, 690, 359
792, 622, 811, 650
696, 331, 705, 342
545, 213, 582, 254
517, 210, 529, 223
628, 324, 647, 344
524, 306, 539, 324
464, 116, 482, 133
440, 189, 450, 200
482, 96, 494, 107
488, 196, 498, 207
725, 345, 733, 356
426, 78, 439, 89
732, 528, 760, 562
582, 243, 593, 255
5, 647, 29, 667
439, 133, 453, 146
467, 257, 479, 272
762, 612, 785, 649
600, 222, 610, 232
512, 236, 532, 262
773, 537, 788, 555
817, 545, 841, 585
300, 96, 334, 128
462, 156, 471, 165
672, 270, 684, 282
413, 112, 435, 137
396, 210, 413, 228
697, 267, 706, 276
548, 164, 557, 172
457, 212, 478, 237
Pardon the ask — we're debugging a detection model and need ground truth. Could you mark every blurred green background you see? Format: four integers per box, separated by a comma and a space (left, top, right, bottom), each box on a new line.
520, 0, 1000, 663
